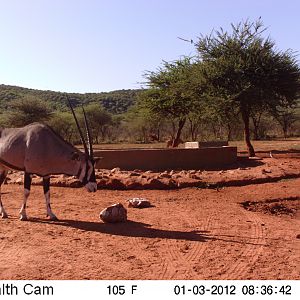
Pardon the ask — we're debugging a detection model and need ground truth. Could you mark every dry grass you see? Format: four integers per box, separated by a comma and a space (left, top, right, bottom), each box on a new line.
229, 138, 300, 152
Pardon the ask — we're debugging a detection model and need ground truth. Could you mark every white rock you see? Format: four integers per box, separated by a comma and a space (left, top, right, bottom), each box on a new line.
127, 198, 151, 208
111, 167, 121, 173
99, 203, 127, 223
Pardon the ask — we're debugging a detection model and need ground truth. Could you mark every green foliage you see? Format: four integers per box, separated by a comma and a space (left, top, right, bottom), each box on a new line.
47, 111, 77, 143
123, 106, 164, 143
270, 104, 299, 138
77, 103, 113, 143
142, 57, 201, 118
140, 57, 206, 146
0, 84, 139, 114
197, 19, 300, 109
85, 90, 139, 114
195, 18, 300, 154
6, 95, 53, 127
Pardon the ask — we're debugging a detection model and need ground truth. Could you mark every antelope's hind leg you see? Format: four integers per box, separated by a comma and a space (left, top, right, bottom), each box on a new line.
0, 170, 8, 218
19, 172, 32, 221
43, 176, 58, 221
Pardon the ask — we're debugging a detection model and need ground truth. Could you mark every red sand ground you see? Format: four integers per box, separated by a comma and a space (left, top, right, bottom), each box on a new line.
0, 157, 299, 280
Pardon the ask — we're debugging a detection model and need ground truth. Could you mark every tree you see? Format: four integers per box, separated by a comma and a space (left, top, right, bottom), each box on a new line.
142, 57, 202, 147
47, 111, 77, 143
6, 95, 52, 127
196, 19, 300, 156
77, 103, 113, 143
270, 104, 299, 138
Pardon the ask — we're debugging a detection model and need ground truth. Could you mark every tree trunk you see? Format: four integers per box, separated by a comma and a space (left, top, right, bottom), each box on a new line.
241, 109, 256, 157
250, 112, 262, 140
156, 128, 160, 142
252, 117, 259, 140
227, 122, 232, 141
282, 119, 288, 139
172, 118, 186, 147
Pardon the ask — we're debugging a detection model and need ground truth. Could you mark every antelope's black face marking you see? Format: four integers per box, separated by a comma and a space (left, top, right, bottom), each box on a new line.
77, 157, 97, 192
84, 159, 97, 192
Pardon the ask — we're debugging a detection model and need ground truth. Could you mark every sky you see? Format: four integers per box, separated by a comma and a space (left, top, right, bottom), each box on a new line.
0, 0, 299, 93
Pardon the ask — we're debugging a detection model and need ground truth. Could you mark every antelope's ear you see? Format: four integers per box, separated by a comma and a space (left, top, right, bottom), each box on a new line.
71, 152, 80, 161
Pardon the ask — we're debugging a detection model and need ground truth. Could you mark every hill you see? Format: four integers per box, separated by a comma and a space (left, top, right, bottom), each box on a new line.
0, 84, 140, 114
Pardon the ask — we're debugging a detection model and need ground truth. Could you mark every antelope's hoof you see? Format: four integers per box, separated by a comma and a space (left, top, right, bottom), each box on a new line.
20, 215, 28, 221
47, 215, 59, 221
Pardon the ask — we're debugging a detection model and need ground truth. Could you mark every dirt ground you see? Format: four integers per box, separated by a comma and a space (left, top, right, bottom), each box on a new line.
0, 157, 299, 280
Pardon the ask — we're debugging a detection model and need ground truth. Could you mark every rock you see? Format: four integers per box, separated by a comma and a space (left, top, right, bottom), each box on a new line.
68, 179, 82, 188
172, 174, 182, 179
100, 203, 127, 223
179, 171, 188, 176
143, 178, 168, 189
111, 167, 121, 173
123, 178, 144, 189
159, 178, 177, 188
262, 169, 272, 174
97, 179, 108, 189
190, 174, 201, 180
51, 179, 67, 187
15, 178, 23, 184
159, 173, 172, 179
32, 178, 43, 185
107, 178, 126, 190
127, 198, 151, 208
129, 172, 141, 177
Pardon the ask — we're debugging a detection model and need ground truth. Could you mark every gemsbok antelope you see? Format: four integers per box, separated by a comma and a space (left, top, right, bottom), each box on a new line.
0, 98, 98, 221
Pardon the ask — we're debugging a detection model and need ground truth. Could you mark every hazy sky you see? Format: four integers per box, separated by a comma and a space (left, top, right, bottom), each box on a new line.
0, 0, 299, 93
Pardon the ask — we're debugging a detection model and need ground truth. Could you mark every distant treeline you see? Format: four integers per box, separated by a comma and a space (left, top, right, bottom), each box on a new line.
0, 84, 139, 113
0, 83, 299, 146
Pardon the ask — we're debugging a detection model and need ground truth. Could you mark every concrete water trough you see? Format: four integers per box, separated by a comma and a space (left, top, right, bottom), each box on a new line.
185, 141, 228, 148
94, 146, 237, 171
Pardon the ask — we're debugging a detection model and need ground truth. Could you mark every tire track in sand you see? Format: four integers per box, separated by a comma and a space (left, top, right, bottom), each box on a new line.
219, 209, 266, 280
158, 208, 217, 279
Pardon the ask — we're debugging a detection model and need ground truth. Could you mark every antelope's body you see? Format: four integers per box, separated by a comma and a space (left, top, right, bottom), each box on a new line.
1, 123, 83, 175
0, 100, 98, 221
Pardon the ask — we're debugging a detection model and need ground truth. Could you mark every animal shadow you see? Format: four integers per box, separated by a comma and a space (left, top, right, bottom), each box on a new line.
30, 217, 212, 242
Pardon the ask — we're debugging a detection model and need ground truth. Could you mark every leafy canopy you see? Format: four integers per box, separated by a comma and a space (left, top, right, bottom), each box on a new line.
196, 18, 300, 111
142, 57, 201, 119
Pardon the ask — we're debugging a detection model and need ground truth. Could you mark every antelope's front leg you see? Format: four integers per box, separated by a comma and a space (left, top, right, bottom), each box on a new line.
0, 198, 8, 218
0, 170, 8, 218
43, 176, 58, 221
19, 172, 31, 221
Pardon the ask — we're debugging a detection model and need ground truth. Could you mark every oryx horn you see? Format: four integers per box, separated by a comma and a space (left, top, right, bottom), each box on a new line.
66, 96, 89, 157
81, 105, 94, 160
